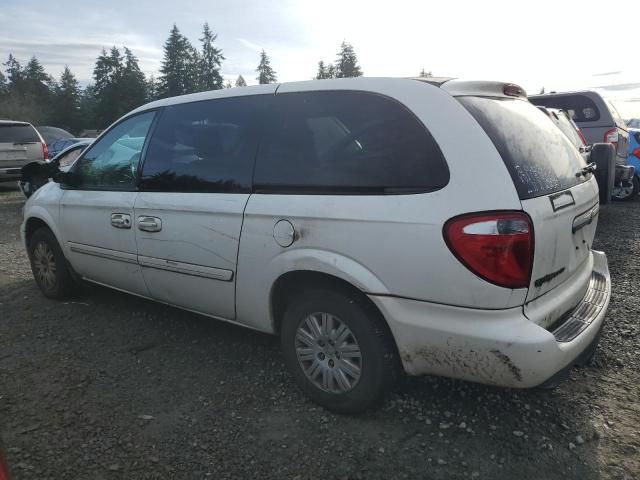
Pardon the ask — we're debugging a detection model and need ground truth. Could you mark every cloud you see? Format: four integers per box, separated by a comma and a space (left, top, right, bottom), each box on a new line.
592, 71, 622, 77
593, 83, 640, 91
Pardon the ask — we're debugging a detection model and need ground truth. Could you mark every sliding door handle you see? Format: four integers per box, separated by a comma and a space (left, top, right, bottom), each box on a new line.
111, 213, 131, 229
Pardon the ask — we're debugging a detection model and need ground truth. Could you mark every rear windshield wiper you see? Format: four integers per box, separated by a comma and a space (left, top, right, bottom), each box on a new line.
576, 162, 596, 178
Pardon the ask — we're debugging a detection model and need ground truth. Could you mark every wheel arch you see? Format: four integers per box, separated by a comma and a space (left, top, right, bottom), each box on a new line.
269, 270, 401, 361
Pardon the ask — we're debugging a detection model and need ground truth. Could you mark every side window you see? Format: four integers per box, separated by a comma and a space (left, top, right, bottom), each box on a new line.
253, 91, 449, 193
140, 95, 268, 192
74, 112, 155, 190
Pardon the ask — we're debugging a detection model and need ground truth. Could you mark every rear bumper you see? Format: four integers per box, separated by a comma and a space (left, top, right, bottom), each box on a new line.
369, 250, 610, 388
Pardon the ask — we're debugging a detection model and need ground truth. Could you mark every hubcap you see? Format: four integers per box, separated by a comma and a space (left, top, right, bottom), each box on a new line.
33, 241, 56, 290
613, 184, 634, 199
295, 312, 362, 394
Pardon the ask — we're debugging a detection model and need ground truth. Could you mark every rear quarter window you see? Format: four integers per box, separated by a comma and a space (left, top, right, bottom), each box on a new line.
529, 94, 601, 123
459, 96, 588, 199
253, 90, 449, 194
0, 125, 40, 143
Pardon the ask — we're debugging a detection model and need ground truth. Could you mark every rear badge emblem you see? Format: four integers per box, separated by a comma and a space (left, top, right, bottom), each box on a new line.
549, 191, 575, 212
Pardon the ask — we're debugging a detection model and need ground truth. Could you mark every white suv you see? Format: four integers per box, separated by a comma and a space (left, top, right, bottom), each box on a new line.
21, 78, 611, 412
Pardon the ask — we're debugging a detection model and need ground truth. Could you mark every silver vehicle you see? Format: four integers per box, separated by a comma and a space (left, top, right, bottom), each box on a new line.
0, 120, 48, 182
21, 78, 611, 412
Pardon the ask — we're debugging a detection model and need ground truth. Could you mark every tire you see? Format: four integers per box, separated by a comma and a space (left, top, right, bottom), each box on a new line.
27, 227, 76, 299
280, 288, 398, 413
612, 176, 639, 201
590, 143, 616, 204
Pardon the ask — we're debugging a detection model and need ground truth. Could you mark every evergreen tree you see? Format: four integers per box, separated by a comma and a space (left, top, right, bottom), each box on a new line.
256, 50, 277, 84
235, 75, 247, 87
159, 24, 199, 97
315, 60, 328, 80
53, 66, 82, 133
93, 47, 125, 127
334, 41, 362, 78
0, 70, 7, 97
198, 22, 224, 91
146, 74, 159, 102
225, 80, 233, 88
79, 85, 99, 130
120, 47, 147, 111
327, 64, 336, 79
3, 54, 24, 93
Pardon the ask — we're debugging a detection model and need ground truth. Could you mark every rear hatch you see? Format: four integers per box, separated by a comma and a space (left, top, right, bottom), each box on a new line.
0, 123, 43, 168
458, 96, 600, 303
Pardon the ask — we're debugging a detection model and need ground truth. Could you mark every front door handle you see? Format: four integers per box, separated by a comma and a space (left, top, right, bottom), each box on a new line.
138, 216, 162, 233
111, 213, 131, 229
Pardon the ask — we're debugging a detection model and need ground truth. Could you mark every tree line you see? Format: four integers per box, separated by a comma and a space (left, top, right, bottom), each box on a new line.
0, 23, 367, 133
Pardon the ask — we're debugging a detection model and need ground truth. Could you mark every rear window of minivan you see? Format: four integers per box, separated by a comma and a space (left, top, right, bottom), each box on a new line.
459, 96, 588, 199
529, 94, 601, 123
0, 124, 40, 143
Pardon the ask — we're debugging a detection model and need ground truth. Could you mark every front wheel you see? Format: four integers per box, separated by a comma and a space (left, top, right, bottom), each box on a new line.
280, 288, 398, 413
28, 227, 76, 299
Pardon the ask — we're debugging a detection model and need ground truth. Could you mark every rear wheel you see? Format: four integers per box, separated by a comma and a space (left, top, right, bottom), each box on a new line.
28, 227, 76, 299
280, 288, 398, 413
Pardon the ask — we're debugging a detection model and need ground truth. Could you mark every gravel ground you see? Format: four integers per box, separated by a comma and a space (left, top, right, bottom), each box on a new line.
0, 184, 638, 480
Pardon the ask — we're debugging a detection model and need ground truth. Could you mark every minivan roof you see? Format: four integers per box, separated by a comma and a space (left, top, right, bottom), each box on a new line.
130, 77, 528, 118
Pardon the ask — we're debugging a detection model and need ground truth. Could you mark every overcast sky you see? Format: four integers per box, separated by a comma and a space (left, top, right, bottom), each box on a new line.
1, 0, 639, 118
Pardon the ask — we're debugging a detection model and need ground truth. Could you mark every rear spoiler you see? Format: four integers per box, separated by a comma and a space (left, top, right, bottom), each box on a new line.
413, 77, 527, 99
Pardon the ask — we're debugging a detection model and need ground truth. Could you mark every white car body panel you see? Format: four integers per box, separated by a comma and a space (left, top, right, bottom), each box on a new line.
133, 192, 249, 320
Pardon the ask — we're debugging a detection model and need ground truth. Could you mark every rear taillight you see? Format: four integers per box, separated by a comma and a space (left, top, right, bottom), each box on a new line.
604, 128, 618, 149
41, 142, 49, 160
444, 212, 534, 289
633, 147, 640, 160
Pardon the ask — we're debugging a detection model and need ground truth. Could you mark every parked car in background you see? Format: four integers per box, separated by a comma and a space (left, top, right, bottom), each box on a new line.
36, 126, 73, 146
625, 128, 640, 197
21, 78, 610, 412
0, 120, 48, 183
19, 139, 93, 198
530, 91, 631, 201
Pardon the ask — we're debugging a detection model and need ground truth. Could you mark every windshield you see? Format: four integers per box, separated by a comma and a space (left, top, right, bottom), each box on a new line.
459, 96, 588, 199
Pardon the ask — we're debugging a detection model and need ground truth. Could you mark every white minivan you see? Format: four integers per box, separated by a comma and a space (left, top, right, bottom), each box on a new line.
21, 78, 611, 412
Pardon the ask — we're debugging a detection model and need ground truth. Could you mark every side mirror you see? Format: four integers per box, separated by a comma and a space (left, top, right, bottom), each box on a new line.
52, 170, 75, 186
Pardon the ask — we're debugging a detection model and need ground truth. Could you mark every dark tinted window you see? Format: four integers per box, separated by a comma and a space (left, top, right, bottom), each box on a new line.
529, 94, 601, 123
141, 95, 269, 192
0, 124, 39, 143
459, 96, 588, 199
74, 112, 155, 190
633, 131, 640, 144
254, 91, 449, 193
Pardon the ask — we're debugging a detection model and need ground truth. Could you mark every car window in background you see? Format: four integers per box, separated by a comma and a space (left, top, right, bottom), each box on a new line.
36, 126, 73, 144
141, 95, 269, 192
254, 91, 449, 193
529, 94, 601, 123
633, 131, 640, 144
57, 145, 86, 167
74, 112, 155, 189
605, 100, 627, 129
459, 96, 588, 199
0, 124, 40, 143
